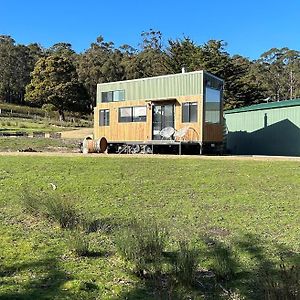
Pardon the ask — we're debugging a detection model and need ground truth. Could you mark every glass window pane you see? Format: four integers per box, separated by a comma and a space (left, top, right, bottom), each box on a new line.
133, 106, 146, 122
99, 109, 109, 126
205, 87, 221, 123
182, 103, 189, 123
105, 110, 109, 126
99, 110, 105, 126
102, 91, 113, 102
164, 105, 174, 127
113, 90, 125, 102
190, 103, 198, 122
119, 107, 132, 122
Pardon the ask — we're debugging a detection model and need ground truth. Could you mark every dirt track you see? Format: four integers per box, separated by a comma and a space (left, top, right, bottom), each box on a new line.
1, 151, 300, 161
60, 128, 93, 139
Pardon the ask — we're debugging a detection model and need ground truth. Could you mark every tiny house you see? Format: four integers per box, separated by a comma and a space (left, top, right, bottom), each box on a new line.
94, 71, 224, 154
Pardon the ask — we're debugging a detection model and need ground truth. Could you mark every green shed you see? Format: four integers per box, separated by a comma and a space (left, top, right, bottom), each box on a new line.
224, 99, 300, 156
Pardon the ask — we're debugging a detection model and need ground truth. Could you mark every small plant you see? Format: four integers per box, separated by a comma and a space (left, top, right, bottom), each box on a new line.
263, 258, 300, 300
20, 188, 45, 214
81, 217, 113, 234
211, 242, 237, 281
68, 230, 90, 256
173, 240, 199, 286
116, 218, 167, 276
44, 196, 80, 229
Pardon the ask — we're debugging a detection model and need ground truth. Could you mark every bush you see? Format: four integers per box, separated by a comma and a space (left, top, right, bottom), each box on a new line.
116, 218, 167, 276
21, 188, 45, 214
173, 241, 199, 286
68, 230, 90, 256
44, 196, 80, 229
211, 242, 237, 281
81, 217, 113, 234
21, 189, 81, 229
263, 259, 300, 300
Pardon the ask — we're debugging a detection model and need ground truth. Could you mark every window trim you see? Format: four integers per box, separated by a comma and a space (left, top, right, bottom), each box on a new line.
182, 102, 198, 123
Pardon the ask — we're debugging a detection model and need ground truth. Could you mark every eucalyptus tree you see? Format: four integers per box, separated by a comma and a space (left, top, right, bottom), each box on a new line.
25, 55, 88, 120
0, 36, 43, 103
76, 36, 125, 108
256, 48, 300, 101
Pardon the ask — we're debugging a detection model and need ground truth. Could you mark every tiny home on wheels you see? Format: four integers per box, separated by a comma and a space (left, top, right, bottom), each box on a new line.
94, 71, 224, 154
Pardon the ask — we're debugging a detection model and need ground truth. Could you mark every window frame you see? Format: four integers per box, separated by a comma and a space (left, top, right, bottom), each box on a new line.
118, 106, 147, 123
101, 90, 125, 103
182, 102, 198, 123
204, 87, 222, 124
99, 109, 109, 126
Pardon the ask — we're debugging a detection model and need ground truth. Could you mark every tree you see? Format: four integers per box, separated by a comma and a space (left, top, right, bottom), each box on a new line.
47, 42, 75, 58
25, 55, 88, 120
76, 36, 124, 107
255, 48, 300, 101
0, 35, 18, 103
166, 37, 202, 73
123, 30, 168, 79
0, 36, 43, 103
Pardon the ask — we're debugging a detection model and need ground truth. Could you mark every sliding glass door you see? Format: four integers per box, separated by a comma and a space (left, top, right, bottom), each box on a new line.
152, 103, 174, 140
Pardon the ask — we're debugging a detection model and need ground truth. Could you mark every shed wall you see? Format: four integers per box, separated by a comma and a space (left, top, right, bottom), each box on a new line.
225, 105, 300, 156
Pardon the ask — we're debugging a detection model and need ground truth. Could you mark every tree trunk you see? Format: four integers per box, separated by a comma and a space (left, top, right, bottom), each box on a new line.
58, 110, 65, 122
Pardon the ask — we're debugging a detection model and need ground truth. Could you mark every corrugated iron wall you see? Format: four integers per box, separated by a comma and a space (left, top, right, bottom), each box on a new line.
225, 105, 300, 156
225, 106, 300, 132
96, 71, 203, 103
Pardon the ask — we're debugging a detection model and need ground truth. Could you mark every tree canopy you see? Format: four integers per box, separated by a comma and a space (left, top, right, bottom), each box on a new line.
0, 31, 299, 113
25, 55, 88, 119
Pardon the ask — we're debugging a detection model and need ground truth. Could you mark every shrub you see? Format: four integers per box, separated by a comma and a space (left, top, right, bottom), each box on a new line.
21, 189, 81, 229
211, 242, 237, 281
173, 241, 199, 286
20, 188, 45, 214
44, 195, 80, 229
116, 218, 167, 276
82, 217, 113, 234
68, 230, 90, 256
263, 259, 300, 300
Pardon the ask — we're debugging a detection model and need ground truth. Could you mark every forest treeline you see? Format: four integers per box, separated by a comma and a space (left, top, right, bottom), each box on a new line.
0, 30, 300, 117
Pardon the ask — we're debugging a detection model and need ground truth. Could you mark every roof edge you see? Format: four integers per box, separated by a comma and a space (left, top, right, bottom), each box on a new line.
224, 98, 300, 114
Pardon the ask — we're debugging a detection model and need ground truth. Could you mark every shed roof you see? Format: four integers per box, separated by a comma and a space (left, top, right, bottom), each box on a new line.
224, 98, 300, 114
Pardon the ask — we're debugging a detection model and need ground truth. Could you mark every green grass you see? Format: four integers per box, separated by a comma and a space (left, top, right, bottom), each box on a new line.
0, 117, 92, 133
0, 156, 299, 299
0, 137, 80, 152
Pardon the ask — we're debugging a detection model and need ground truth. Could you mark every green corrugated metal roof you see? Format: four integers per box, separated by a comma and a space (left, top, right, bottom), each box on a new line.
96, 71, 223, 103
224, 98, 300, 114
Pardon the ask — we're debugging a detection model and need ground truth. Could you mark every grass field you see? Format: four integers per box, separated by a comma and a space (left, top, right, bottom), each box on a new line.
0, 117, 92, 133
0, 137, 81, 152
0, 155, 299, 299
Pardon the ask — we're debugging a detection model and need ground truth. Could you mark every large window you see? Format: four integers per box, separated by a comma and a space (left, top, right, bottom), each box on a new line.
99, 109, 109, 126
182, 102, 198, 123
102, 90, 125, 102
205, 87, 221, 123
119, 106, 147, 123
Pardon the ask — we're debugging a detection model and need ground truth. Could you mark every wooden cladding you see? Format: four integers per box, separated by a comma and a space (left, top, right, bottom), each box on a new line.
94, 95, 223, 143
